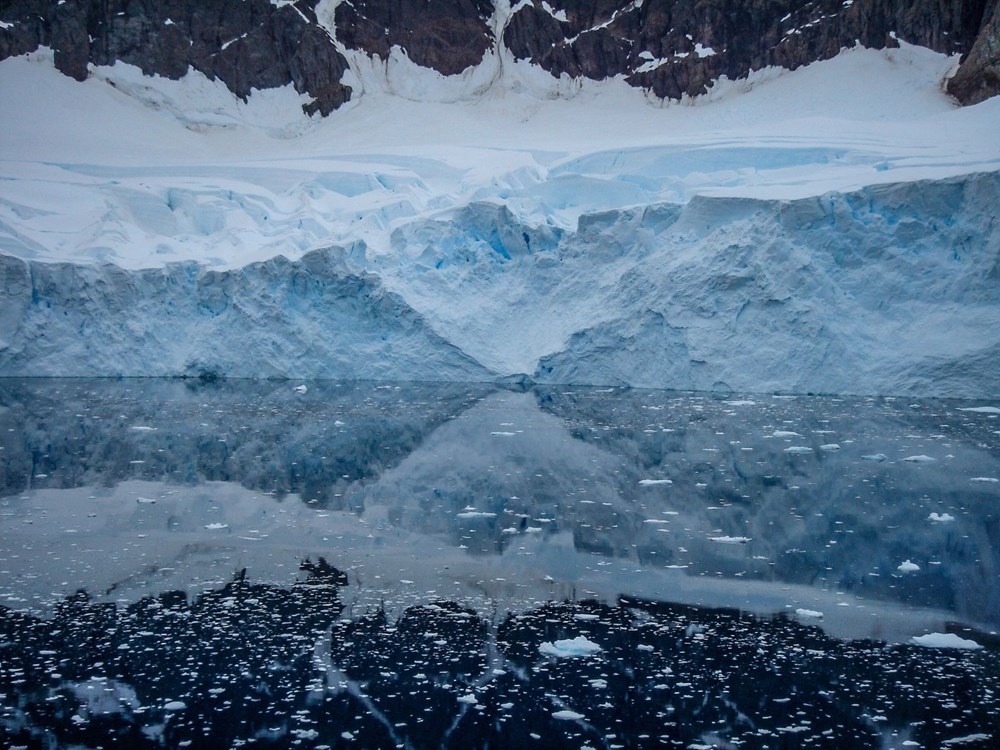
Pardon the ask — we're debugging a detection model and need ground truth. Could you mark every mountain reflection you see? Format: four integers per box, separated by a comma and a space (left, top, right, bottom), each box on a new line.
1, 563, 996, 749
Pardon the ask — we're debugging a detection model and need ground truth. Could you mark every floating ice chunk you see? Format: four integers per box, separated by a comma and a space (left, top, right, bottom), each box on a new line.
457, 693, 477, 704
136, 497, 156, 504
723, 400, 755, 406
294, 384, 307, 394
638, 479, 672, 486
771, 430, 800, 438
552, 709, 585, 720
819, 443, 840, 451
911, 633, 982, 650
862, 454, 888, 461
164, 700, 186, 711
456, 511, 496, 519
928, 512, 955, 523
637, 644, 654, 651
902, 455, 936, 463
942, 734, 993, 746
539, 636, 602, 658
897, 560, 920, 572
204, 523, 229, 530
971, 477, 999, 483
795, 608, 823, 619
490, 431, 517, 436
784, 446, 812, 454
957, 406, 1000, 414
709, 536, 750, 544
130, 425, 156, 431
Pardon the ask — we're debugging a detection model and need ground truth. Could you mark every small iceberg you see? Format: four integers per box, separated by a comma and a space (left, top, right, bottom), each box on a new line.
911, 633, 982, 650
957, 406, 1000, 414
552, 709, 586, 720
897, 560, 920, 572
862, 454, 888, 462
819, 443, 840, 451
539, 636, 603, 658
902, 455, 936, 463
928, 512, 955, 523
638, 478, 672, 486
771, 430, 800, 438
784, 446, 812, 454
709, 536, 751, 544
971, 477, 998, 483
795, 608, 823, 619
294, 384, 307, 394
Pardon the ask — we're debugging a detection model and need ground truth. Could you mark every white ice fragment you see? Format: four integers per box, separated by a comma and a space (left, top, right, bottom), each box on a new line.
637, 644, 654, 651
862, 454, 888, 461
294, 384, 307, 394
490, 431, 517, 436
911, 633, 982, 650
709, 536, 750, 544
136, 497, 156, 504
130, 425, 156, 431
902, 455, 936, 463
573, 613, 599, 620
784, 446, 812, 454
928, 512, 955, 523
456, 511, 496, 519
957, 406, 1000, 414
164, 700, 186, 711
897, 559, 920, 572
723, 400, 755, 406
552, 709, 585, 720
457, 693, 477, 704
638, 479, 672, 486
795, 608, 823, 619
819, 443, 840, 451
539, 636, 603, 658
770, 430, 800, 438
204, 522, 229, 530
971, 477, 999, 483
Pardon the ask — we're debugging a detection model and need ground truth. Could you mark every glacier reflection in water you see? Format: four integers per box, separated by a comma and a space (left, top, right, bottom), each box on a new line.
0, 379, 998, 749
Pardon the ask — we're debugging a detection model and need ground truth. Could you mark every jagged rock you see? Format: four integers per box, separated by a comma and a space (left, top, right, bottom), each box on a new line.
334, 0, 494, 75
0, 0, 996, 112
504, 0, 990, 100
949, 0, 1000, 104
0, 0, 352, 115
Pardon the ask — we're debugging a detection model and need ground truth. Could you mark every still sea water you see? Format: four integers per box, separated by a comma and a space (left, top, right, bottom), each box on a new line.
0, 379, 998, 749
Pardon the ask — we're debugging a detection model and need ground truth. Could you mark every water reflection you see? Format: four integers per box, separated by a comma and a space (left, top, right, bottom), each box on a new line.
1, 380, 998, 633
1, 379, 999, 747
1, 564, 996, 749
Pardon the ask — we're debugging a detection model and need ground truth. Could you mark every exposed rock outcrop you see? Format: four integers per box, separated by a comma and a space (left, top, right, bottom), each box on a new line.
948, 0, 1000, 104
1, 0, 997, 109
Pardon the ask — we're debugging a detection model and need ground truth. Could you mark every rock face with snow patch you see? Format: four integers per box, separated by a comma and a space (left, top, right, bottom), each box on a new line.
1, 0, 997, 107
0, 248, 492, 380
0, 0, 352, 115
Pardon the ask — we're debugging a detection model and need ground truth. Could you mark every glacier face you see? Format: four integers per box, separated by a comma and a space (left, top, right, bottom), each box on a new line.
2, 172, 997, 396
0, 249, 490, 381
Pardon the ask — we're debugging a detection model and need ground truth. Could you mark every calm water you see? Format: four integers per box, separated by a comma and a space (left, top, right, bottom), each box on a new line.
1, 379, 998, 749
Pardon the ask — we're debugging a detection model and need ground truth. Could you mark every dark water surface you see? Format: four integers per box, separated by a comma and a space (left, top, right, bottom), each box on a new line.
1, 379, 998, 749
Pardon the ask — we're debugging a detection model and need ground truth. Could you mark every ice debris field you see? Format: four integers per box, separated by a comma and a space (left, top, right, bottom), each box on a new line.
1, 43, 999, 394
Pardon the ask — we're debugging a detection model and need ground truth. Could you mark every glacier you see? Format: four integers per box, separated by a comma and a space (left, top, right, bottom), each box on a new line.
1, 44, 999, 395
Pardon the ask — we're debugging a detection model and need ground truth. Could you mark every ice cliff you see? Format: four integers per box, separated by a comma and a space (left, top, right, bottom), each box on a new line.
2, 172, 997, 395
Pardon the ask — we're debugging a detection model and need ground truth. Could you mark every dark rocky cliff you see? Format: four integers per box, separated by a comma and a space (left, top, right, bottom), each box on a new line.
0, 0, 996, 112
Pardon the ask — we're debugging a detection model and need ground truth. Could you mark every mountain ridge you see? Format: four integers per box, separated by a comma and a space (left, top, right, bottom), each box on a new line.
1, 0, 997, 112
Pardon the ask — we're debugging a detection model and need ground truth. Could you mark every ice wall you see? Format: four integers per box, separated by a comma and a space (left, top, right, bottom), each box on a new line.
1, 172, 997, 396
0, 248, 490, 381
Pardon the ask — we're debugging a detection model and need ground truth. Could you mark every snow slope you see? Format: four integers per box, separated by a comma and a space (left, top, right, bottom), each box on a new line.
1, 43, 998, 392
